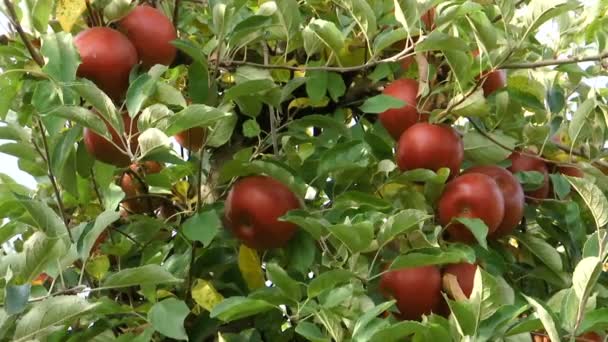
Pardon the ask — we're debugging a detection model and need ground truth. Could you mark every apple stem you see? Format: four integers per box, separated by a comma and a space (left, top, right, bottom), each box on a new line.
2, 0, 45, 67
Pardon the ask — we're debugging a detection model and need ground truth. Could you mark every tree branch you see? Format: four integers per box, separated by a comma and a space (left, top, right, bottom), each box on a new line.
3, 0, 44, 67
501, 51, 608, 69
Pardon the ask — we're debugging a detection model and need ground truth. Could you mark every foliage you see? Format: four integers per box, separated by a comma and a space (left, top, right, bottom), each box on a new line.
0, 0, 607, 341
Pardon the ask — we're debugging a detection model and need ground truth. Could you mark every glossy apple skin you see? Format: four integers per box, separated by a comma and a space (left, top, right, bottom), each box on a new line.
120, 161, 163, 213
507, 152, 550, 201
439, 173, 505, 243
83, 113, 139, 167
464, 166, 524, 238
118, 5, 177, 68
224, 176, 301, 249
380, 265, 442, 321
74, 27, 138, 101
443, 263, 478, 298
396, 123, 464, 177
379, 79, 427, 140
482, 70, 507, 96
174, 127, 206, 151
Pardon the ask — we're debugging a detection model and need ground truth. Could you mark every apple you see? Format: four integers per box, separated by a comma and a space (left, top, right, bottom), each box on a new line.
120, 161, 163, 213
32, 273, 50, 285
379, 79, 427, 140
482, 70, 507, 96
224, 176, 301, 249
174, 127, 207, 151
507, 151, 550, 201
557, 164, 584, 178
463, 165, 524, 238
443, 263, 478, 298
396, 123, 464, 177
91, 230, 109, 255
421, 7, 435, 30
379, 265, 442, 321
118, 5, 177, 68
74, 27, 138, 101
438, 173, 505, 243
83, 113, 139, 167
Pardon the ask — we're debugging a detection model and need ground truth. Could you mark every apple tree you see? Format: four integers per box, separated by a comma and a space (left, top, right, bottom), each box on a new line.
0, 0, 608, 341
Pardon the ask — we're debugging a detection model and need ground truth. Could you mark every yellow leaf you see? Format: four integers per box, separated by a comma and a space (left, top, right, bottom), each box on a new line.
191, 279, 224, 312
85, 254, 110, 280
174, 180, 190, 199
56, 0, 86, 32
238, 245, 265, 290
288, 97, 329, 112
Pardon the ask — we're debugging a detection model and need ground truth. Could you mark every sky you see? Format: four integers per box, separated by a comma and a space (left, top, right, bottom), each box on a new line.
0, 5, 606, 191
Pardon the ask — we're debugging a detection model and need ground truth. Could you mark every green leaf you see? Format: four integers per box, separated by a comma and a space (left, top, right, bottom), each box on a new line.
274, 0, 302, 42
334, 191, 391, 211
415, 31, 469, 52
326, 73, 346, 102
47, 106, 109, 139
103, 0, 135, 22
369, 321, 427, 341
32, 0, 53, 33
392, 0, 418, 33
13, 296, 99, 342
287, 231, 316, 275
148, 298, 189, 341
207, 113, 237, 148
172, 39, 207, 64
71, 80, 120, 130
455, 217, 489, 248
523, 295, 560, 342
464, 130, 516, 165
569, 98, 596, 145
126, 70, 163, 118
281, 211, 328, 239
306, 70, 328, 103
317, 141, 371, 175
308, 269, 354, 298
77, 210, 120, 260
547, 86, 566, 114
378, 209, 431, 245
522, 0, 579, 41
165, 104, 232, 136
224, 79, 277, 101
289, 114, 351, 138
449, 90, 489, 117
507, 75, 546, 110
515, 171, 546, 191
41, 33, 80, 82
182, 209, 222, 246
327, 222, 373, 253
352, 301, 395, 341
572, 257, 602, 304
549, 174, 571, 200
5, 283, 31, 315
359, 94, 406, 114
101, 264, 182, 289
517, 234, 563, 273
210, 297, 275, 322
0, 72, 21, 119
296, 321, 329, 342
266, 262, 302, 301
18, 199, 68, 241
578, 308, 608, 334
188, 61, 210, 104
154, 82, 187, 108
390, 246, 476, 269
243, 119, 261, 138
308, 19, 345, 58
566, 176, 608, 229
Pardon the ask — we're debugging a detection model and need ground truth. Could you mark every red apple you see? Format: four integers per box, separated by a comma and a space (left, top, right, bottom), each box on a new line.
396, 123, 464, 177
438, 173, 505, 243
83, 113, 139, 167
421, 8, 435, 30
224, 176, 301, 249
379, 265, 442, 321
507, 151, 550, 201
32, 273, 50, 285
482, 70, 507, 97
557, 164, 584, 178
463, 165, 524, 238
118, 5, 177, 68
379, 79, 427, 140
74, 27, 138, 101
443, 263, 478, 298
120, 161, 163, 213
174, 127, 207, 151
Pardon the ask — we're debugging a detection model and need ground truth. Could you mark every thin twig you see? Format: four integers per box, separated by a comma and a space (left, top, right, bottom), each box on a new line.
501, 51, 608, 69
84, 0, 98, 26
262, 42, 279, 154
36, 117, 73, 242
3, 0, 44, 67
90, 167, 105, 210
110, 226, 142, 247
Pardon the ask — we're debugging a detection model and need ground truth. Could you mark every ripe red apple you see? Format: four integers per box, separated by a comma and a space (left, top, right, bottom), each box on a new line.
396, 123, 464, 177
421, 7, 435, 30
120, 161, 163, 213
174, 127, 207, 151
507, 151, 550, 201
118, 5, 177, 68
379, 79, 427, 140
74, 27, 138, 101
83, 113, 139, 167
379, 265, 442, 321
557, 164, 584, 178
224, 176, 301, 249
438, 173, 505, 243
463, 165, 524, 238
482, 70, 507, 96
443, 263, 478, 298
